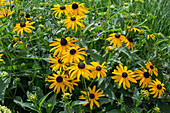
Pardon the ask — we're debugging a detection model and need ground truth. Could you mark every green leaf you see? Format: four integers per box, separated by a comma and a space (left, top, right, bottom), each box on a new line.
0, 77, 11, 104
39, 91, 53, 108
120, 14, 125, 30
0, 24, 9, 32
83, 22, 94, 33
47, 93, 57, 113
71, 100, 88, 107
106, 109, 122, 113
14, 97, 39, 112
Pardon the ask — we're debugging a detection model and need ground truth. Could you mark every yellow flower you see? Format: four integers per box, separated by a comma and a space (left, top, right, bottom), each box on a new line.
145, 61, 158, 76
49, 57, 67, 71
112, 64, 137, 89
12, 21, 35, 36
90, 62, 107, 80
147, 33, 156, 40
0, 54, 4, 61
49, 37, 78, 57
0, 0, 17, 5
148, 79, 166, 98
68, 61, 92, 81
65, 77, 79, 93
134, 67, 152, 88
124, 37, 134, 50
12, 37, 23, 47
106, 33, 126, 48
0, 7, 14, 18
25, 13, 33, 21
79, 85, 105, 110
153, 107, 160, 113
62, 46, 87, 64
45, 71, 71, 94
64, 15, 85, 32
51, 4, 69, 18
69, 2, 88, 16
63, 93, 71, 100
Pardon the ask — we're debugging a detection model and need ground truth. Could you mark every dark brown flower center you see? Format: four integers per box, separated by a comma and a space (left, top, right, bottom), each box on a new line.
56, 76, 63, 83
60, 6, 66, 10
72, 3, 78, 9
122, 72, 128, 78
70, 49, 76, 55
78, 63, 85, 69
58, 59, 62, 64
150, 65, 154, 69
115, 34, 120, 38
71, 17, 76, 21
20, 23, 26, 27
144, 72, 150, 78
128, 37, 133, 42
96, 66, 101, 71
89, 93, 95, 99
60, 38, 68, 46
25, 14, 30, 18
157, 84, 162, 89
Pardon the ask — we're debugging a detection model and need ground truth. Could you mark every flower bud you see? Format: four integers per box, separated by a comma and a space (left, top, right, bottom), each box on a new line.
45, 3, 49, 7
21, 62, 26, 67
63, 93, 71, 100
158, 33, 162, 37
107, 46, 115, 52
29, 95, 37, 101
131, 13, 136, 19
32, 7, 37, 11
153, 107, 160, 113
0, 71, 9, 77
140, 90, 149, 98
20, 11, 24, 16
14, 77, 20, 83
139, 30, 144, 35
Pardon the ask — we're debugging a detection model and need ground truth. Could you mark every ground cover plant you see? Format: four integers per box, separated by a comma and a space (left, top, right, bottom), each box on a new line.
0, 0, 170, 113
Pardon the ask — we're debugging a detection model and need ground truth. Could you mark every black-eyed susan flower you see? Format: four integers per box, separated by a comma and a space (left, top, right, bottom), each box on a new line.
69, 2, 88, 16
90, 62, 107, 80
45, 71, 71, 94
145, 61, 158, 76
51, 4, 69, 18
65, 77, 79, 93
134, 67, 152, 88
49, 37, 78, 57
12, 21, 35, 36
62, 46, 87, 64
0, 54, 4, 61
25, 13, 33, 21
64, 15, 85, 32
0, 7, 14, 18
49, 57, 67, 71
124, 37, 134, 50
112, 64, 137, 89
68, 61, 92, 80
148, 79, 166, 98
147, 33, 156, 40
79, 85, 105, 110
106, 33, 126, 48
127, 26, 140, 33
12, 37, 23, 47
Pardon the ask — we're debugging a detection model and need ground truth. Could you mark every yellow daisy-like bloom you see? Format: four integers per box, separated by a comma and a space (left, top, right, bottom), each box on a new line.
145, 61, 158, 76
134, 68, 152, 88
0, 7, 14, 18
49, 57, 67, 71
147, 33, 156, 40
45, 71, 71, 94
1, 0, 17, 5
148, 79, 166, 98
69, 2, 88, 16
64, 15, 85, 32
62, 46, 87, 64
124, 37, 134, 50
127, 26, 140, 33
106, 33, 126, 48
65, 77, 79, 93
25, 13, 33, 21
79, 85, 105, 110
51, 4, 69, 18
12, 37, 23, 47
49, 37, 78, 57
12, 21, 35, 36
0, 54, 4, 61
112, 64, 137, 89
68, 61, 92, 81
90, 62, 107, 80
